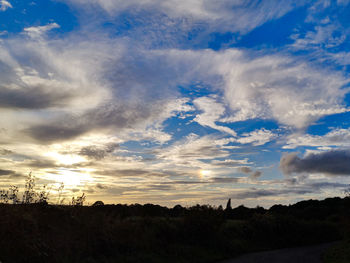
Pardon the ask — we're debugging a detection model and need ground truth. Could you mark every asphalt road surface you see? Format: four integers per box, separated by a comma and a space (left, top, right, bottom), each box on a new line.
221, 242, 336, 263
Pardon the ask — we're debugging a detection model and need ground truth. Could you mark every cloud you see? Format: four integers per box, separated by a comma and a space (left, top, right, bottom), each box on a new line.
0, 85, 75, 109
211, 177, 240, 184
230, 187, 314, 199
0, 30, 194, 144
78, 144, 118, 160
284, 128, 350, 149
162, 48, 349, 129
1, 1, 350, 207
0, 148, 12, 155
211, 159, 251, 167
249, 171, 262, 180
25, 159, 59, 169
25, 98, 191, 143
24, 23, 60, 39
292, 23, 347, 50
238, 166, 252, 174
309, 181, 349, 190
337, 0, 350, 5
96, 183, 108, 189
155, 133, 232, 165
0, 169, 15, 176
0, 0, 12, 11
0, 32, 109, 115
193, 96, 236, 136
62, 0, 306, 34
96, 169, 172, 178
280, 150, 350, 176
2, 29, 348, 147
0, 169, 22, 177
238, 166, 262, 181
26, 123, 88, 143
235, 128, 277, 146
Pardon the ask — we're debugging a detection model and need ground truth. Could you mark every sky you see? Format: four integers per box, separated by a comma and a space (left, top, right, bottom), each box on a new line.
0, 0, 350, 207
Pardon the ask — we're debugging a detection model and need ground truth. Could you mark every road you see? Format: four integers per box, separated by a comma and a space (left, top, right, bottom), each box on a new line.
220, 242, 336, 263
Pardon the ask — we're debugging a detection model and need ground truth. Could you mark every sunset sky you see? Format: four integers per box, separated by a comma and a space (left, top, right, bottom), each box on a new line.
1, 0, 350, 207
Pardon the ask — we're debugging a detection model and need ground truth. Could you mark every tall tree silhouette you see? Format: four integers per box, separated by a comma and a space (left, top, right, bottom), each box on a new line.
226, 198, 232, 211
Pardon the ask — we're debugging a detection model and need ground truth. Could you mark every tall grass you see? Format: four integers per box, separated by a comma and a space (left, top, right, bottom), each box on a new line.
0, 173, 86, 206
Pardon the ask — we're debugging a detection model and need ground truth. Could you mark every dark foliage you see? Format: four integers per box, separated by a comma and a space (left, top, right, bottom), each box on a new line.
0, 197, 348, 263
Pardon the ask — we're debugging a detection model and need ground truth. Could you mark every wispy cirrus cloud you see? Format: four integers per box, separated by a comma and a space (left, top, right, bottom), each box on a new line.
24, 23, 60, 39
162, 49, 349, 129
284, 128, 350, 149
0, 0, 12, 11
62, 0, 308, 34
235, 129, 277, 146
193, 96, 236, 136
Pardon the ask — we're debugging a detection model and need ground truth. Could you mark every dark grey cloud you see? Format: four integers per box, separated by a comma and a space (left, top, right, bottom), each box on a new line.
238, 167, 262, 181
143, 184, 174, 191
231, 188, 314, 200
25, 123, 88, 143
0, 85, 75, 109
97, 169, 160, 177
26, 159, 58, 169
25, 100, 168, 143
166, 180, 207, 185
238, 167, 252, 174
211, 160, 249, 167
0, 169, 22, 177
79, 147, 107, 160
0, 169, 15, 176
211, 177, 240, 183
0, 148, 12, 155
77, 143, 119, 160
280, 150, 350, 175
249, 171, 262, 180
96, 183, 108, 189
309, 182, 349, 189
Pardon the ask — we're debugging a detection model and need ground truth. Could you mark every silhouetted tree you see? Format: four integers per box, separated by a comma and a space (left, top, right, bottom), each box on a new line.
92, 200, 104, 206
344, 187, 350, 198
225, 198, 232, 211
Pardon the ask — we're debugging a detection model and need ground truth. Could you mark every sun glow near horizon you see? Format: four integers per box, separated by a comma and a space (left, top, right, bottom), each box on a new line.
199, 169, 212, 179
45, 169, 94, 187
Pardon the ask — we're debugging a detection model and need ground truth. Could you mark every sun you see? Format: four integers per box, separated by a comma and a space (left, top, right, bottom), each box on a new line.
199, 169, 212, 179
45, 151, 86, 165
47, 169, 93, 187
